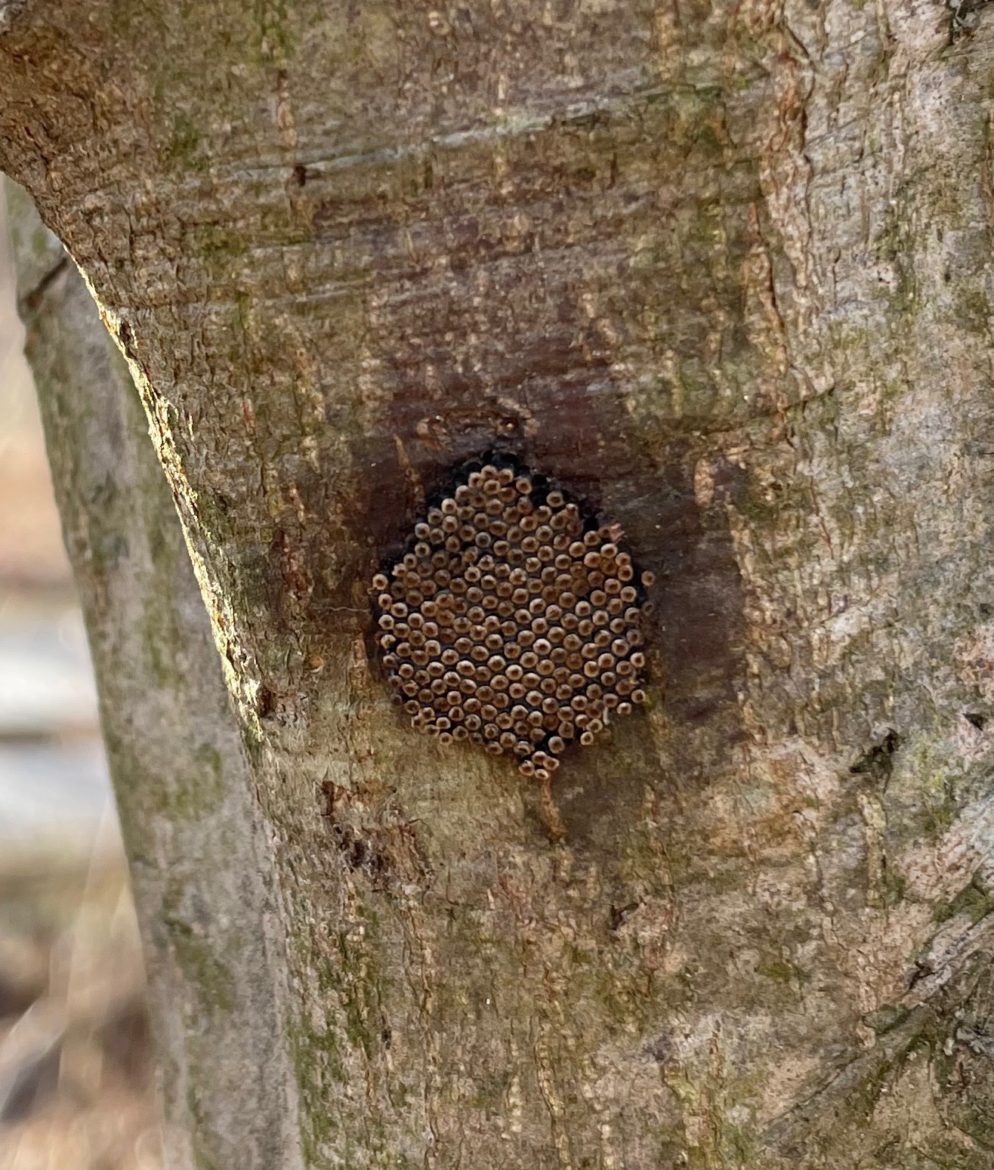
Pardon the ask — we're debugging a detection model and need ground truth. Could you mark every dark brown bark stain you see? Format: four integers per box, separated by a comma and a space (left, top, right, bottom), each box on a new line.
338, 157, 753, 831
298, 92, 761, 831
360, 308, 748, 843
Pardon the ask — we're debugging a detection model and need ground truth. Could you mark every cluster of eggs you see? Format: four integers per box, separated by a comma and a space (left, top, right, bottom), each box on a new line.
371, 462, 651, 782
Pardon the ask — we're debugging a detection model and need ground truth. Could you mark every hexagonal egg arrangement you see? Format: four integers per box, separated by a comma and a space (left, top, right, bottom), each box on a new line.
371, 458, 652, 783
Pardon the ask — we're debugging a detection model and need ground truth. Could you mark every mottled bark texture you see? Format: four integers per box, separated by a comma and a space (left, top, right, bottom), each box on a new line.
3, 2, 994, 1166
5, 184, 303, 1170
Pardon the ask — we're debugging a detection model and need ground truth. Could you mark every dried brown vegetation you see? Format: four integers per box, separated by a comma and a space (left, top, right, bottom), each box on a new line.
0, 844, 160, 1170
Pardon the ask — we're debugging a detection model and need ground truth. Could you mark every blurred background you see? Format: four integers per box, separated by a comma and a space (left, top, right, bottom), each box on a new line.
0, 196, 162, 1169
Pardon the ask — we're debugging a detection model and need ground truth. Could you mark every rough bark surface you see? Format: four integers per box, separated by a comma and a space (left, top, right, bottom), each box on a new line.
3, 2, 994, 1167
6, 183, 304, 1170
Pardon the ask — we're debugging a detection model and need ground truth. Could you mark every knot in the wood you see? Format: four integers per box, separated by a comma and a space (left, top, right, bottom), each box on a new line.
371, 459, 651, 781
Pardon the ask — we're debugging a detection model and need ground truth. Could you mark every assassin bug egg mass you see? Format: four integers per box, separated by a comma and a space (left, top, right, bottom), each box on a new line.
371, 459, 652, 783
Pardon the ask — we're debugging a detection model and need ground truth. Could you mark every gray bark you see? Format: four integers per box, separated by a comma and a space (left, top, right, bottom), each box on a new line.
3, 2, 994, 1167
5, 182, 304, 1170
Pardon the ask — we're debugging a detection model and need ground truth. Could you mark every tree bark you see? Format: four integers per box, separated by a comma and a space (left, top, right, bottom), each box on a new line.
4, 2, 994, 1167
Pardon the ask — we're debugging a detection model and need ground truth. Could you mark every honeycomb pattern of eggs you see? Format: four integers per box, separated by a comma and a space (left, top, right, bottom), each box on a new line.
372, 461, 652, 782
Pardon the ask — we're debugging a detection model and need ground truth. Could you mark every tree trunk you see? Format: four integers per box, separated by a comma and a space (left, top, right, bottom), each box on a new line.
4, 3, 994, 1166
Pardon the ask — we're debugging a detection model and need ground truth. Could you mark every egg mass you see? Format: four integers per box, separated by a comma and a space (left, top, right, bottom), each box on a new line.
371, 461, 651, 781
